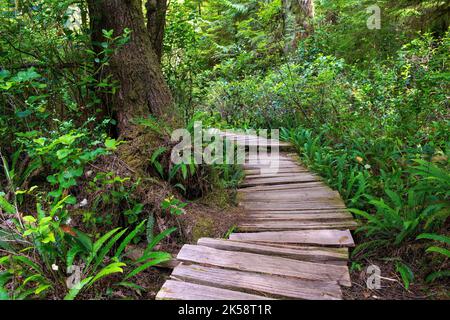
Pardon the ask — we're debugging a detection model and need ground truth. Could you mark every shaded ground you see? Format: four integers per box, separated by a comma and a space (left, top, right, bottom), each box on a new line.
343, 258, 449, 300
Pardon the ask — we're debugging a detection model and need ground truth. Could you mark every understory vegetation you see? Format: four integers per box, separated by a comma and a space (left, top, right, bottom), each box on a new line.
1, 0, 449, 299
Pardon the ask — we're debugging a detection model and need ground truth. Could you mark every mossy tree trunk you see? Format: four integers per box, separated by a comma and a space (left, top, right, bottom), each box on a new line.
87, 0, 173, 140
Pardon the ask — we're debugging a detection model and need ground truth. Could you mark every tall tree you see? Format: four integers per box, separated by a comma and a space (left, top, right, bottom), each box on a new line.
283, 0, 315, 51
146, 0, 167, 62
87, 0, 173, 139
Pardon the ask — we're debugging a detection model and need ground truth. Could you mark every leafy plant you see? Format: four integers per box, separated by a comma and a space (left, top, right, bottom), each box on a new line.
161, 196, 187, 216
416, 233, 450, 282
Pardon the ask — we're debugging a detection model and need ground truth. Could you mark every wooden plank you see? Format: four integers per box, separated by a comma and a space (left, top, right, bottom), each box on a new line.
176, 245, 352, 286
156, 280, 273, 300
243, 162, 300, 168
241, 202, 347, 211
245, 208, 350, 214
246, 212, 353, 221
240, 190, 340, 201
232, 241, 350, 253
238, 182, 328, 192
245, 172, 320, 179
197, 238, 348, 264
229, 229, 355, 247
244, 167, 308, 175
246, 154, 294, 160
242, 198, 345, 204
239, 220, 359, 231
241, 175, 319, 187
243, 161, 300, 168
241, 192, 337, 199
240, 141, 292, 147
171, 264, 342, 300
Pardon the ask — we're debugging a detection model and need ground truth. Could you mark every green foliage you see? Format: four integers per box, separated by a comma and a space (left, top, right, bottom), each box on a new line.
15, 120, 109, 201
1, 198, 172, 300
396, 261, 414, 290
416, 233, 450, 282
184, 2, 449, 287
87, 172, 142, 226
161, 196, 187, 216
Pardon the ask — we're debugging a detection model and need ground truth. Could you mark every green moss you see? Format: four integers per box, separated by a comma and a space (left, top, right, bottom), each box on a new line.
202, 187, 236, 209
191, 216, 215, 242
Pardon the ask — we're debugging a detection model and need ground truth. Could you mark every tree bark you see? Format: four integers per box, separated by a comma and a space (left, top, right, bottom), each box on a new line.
87, 0, 173, 139
146, 0, 167, 62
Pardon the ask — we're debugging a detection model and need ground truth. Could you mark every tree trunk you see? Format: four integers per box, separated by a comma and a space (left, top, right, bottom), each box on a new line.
87, 0, 173, 139
282, 0, 315, 52
146, 0, 167, 62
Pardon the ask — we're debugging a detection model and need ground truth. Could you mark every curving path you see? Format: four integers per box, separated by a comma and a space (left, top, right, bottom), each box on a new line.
156, 131, 356, 300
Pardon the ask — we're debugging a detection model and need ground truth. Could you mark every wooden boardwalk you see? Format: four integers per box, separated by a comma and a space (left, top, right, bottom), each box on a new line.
156, 132, 356, 300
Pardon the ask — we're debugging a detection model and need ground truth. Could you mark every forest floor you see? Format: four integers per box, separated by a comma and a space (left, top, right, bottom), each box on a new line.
343, 260, 449, 300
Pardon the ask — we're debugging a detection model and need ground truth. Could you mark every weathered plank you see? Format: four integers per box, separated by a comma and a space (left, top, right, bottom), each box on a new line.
197, 238, 348, 264
241, 141, 292, 147
239, 220, 359, 231
245, 208, 351, 214
245, 212, 354, 221
241, 175, 319, 187
245, 153, 294, 159
243, 162, 300, 168
232, 241, 350, 253
176, 245, 352, 286
238, 182, 328, 192
240, 191, 340, 201
243, 161, 300, 168
243, 192, 344, 204
156, 280, 273, 300
171, 264, 342, 300
244, 167, 308, 175
245, 172, 322, 180
229, 229, 355, 247
241, 202, 347, 211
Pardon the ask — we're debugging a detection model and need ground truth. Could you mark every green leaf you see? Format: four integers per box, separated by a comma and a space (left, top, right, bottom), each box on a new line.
13, 256, 42, 273
84, 228, 121, 271
64, 276, 93, 300
124, 253, 170, 280
150, 147, 167, 164
90, 262, 126, 284
115, 220, 146, 259
67, 245, 84, 267
416, 233, 450, 245
0, 196, 15, 214
22, 215, 37, 223
34, 284, 51, 295
56, 149, 72, 159
425, 270, 450, 283
93, 228, 128, 270
105, 138, 118, 150
425, 246, 450, 258
395, 262, 414, 290
146, 227, 177, 252
348, 208, 382, 225
73, 229, 93, 252
115, 281, 145, 294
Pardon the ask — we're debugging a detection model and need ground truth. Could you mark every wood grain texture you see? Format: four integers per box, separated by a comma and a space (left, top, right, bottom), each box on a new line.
197, 238, 348, 264
245, 212, 353, 220
229, 229, 355, 247
239, 220, 359, 231
156, 280, 273, 300
176, 245, 352, 286
171, 264, 343, 300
